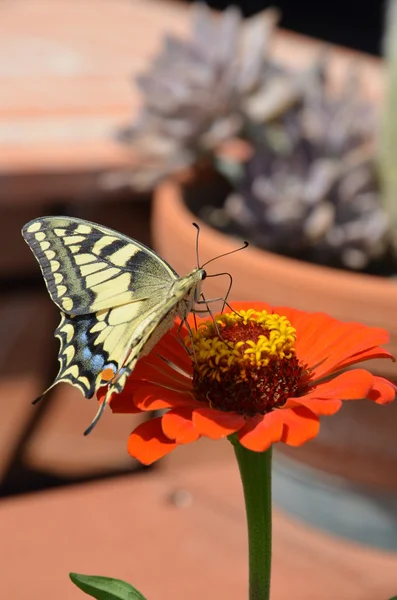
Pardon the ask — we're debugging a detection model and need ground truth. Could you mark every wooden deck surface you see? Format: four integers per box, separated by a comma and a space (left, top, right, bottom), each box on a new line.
0, 0, 383, 202
1, 458, 397, 599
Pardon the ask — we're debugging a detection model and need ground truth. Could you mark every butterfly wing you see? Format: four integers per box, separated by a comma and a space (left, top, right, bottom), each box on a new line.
52, 299, 167, 399
22, 216, 179, 315
23, 216, 181, 400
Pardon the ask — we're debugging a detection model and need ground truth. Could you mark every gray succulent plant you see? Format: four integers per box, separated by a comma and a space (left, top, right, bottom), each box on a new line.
108, 2, 391, 274
198, 61, 389, 271
110, 4, 282, 190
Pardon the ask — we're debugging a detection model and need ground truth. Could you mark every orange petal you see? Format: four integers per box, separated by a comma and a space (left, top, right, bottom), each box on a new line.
286, 369, 374, 415
316, 335, 391, 379
127, 417, 178, 465
108, 387, 142, 414
133, 384, 199, 412
124, 323, 193, 388
161, 408, 200, 444
332, 348, 394, 372
192, 407, 245, 439
368, 376, 397, 405
304, 368, 373, 400
151, 322, 193, 372
111, 382, 197, 414
284, 397, 342, 416
238, 411, 284, 452
280, 406, 319, 446
280, 307, 390, 379
128, 354, 192, 389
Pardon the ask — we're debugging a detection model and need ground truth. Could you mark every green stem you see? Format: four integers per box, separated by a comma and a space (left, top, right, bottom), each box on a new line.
231, 439, 272, 600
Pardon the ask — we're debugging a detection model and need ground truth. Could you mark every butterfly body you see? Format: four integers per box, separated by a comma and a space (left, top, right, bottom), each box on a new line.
22, 216, 205, 430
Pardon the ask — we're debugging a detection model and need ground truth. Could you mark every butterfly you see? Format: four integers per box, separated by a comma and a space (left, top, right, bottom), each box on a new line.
22, 216, 207, 434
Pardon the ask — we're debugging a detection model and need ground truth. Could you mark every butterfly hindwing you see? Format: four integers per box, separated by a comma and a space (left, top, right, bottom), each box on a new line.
49, 269, 201, 435
22, 217, 179, 315
52, 297, 174, 398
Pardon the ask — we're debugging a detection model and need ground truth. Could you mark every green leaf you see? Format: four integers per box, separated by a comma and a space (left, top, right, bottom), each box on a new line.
69, 573, 147, 600
388, 597, 397, 599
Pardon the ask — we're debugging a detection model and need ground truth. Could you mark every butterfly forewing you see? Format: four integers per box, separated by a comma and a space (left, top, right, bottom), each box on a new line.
22, 217, 178, 315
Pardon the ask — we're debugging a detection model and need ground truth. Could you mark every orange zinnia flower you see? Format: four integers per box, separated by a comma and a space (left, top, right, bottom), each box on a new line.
106, 302, 396, 464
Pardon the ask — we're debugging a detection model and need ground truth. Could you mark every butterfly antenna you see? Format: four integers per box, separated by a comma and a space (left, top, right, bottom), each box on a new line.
200, 241, 249, 269
192, 222, 201, 269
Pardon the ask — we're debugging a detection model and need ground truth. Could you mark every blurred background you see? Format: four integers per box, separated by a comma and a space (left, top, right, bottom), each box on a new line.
1, 1, 397, 599
205, 0, 383, 54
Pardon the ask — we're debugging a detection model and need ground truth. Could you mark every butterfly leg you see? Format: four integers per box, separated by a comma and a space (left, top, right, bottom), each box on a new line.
202, 272, 233, 313
193, 294, 225, 339
183, 318, 199, 365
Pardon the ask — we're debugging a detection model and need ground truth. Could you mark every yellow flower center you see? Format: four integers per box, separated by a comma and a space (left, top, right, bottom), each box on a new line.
187, 309, 306, 415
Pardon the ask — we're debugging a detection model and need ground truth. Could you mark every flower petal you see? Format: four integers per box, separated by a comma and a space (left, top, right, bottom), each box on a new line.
107, 387, 142, 414
111, 382, 198, 413
334, 348, 394, 372
193, 407, 246, 439
161, 408, 200, 444
279, 307, 391, 379
285, 369, 374, 415
310, 369, 373, 399
127, 417, 178, 465
238, 412, 284, 451
284, 397, 342, 416
133, 384, 199, 412
152, 322, 193, 372
280, 406, 320, 446
129, 353, 192, 389
368, 376, 397, 405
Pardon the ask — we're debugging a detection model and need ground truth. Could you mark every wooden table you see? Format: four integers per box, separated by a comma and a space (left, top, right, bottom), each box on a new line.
1, 459, 397, 599
0, 0, 191, 203
0, 0, 382, 204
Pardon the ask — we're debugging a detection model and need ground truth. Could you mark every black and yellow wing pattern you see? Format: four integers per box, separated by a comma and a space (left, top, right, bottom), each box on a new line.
22, 217, 205, 432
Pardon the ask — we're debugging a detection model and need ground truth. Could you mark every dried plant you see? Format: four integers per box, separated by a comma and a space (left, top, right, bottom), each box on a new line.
195, 61, 389, 271
109, 3, 393, 274
109, 4, 286, 190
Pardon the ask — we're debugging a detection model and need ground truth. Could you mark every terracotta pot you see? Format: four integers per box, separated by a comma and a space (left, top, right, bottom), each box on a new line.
152, 179, 397, 548
154, 180, 397, 380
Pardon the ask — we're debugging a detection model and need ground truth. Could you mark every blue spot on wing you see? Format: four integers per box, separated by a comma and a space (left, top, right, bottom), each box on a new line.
82, 347, 92, 360
91, 354, 105, 371
79, 331, 88, 344
82, 348, 105, 372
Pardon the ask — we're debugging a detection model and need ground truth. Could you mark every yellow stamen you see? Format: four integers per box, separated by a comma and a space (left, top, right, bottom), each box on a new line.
187, 309, 297, 383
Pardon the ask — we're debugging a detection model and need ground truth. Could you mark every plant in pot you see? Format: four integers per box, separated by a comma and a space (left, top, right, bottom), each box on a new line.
115, 2, 397, 549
